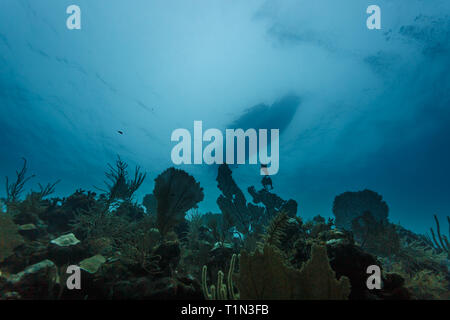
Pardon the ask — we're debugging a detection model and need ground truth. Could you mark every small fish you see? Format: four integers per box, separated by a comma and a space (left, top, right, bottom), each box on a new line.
117, 131, 123, 135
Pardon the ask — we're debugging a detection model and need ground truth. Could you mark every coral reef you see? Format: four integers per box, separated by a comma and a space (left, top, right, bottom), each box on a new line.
0, 158, 447, 300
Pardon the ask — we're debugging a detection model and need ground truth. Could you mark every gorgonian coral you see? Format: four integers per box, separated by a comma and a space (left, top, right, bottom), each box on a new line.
426, 215, 449, 258
99, 156, 146, 202
235, 244, 351, 300
154, 168, 204, 237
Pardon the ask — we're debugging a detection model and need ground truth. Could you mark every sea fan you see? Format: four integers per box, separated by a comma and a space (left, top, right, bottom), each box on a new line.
235, 244, 351, 299
153, 168, 204, 237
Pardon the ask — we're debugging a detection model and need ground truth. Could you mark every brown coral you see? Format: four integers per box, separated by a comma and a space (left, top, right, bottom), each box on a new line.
235, 244, 351, 300
0, 214, 24, 262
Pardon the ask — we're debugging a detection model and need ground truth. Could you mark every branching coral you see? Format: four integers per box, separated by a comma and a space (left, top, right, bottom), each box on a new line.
216, 165, 297, 238
6, 192, 46, 225
4, 158, 35, 206
3, 157, 446, 301
98, 156, 146, 202
216, 164, 254, 235
117, 226, 162, 275
36, 180, 60, 199
425, 214, 449, 257
70, 206, 130, 241
247, 186, 297, 221
202, 253, 239, 300
7, 181, 61, 223
154, 168, 204, 237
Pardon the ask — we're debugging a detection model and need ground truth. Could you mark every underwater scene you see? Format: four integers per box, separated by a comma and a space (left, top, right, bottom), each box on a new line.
0, 0, 449, 302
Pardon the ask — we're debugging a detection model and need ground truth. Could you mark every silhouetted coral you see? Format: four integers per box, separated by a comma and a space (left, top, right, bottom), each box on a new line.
143, 193, 157, 215
3, 158, 35, 206
216, 164, 263, 236
425, 214, 449, 258
332, 189, 389, 231
98, 156, 146, 202
247, 185, 297, 220
154, 168, 204, 237
0, 159, 445, 301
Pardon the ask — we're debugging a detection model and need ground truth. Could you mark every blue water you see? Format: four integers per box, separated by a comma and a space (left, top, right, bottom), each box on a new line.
0, 0, 449, 234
